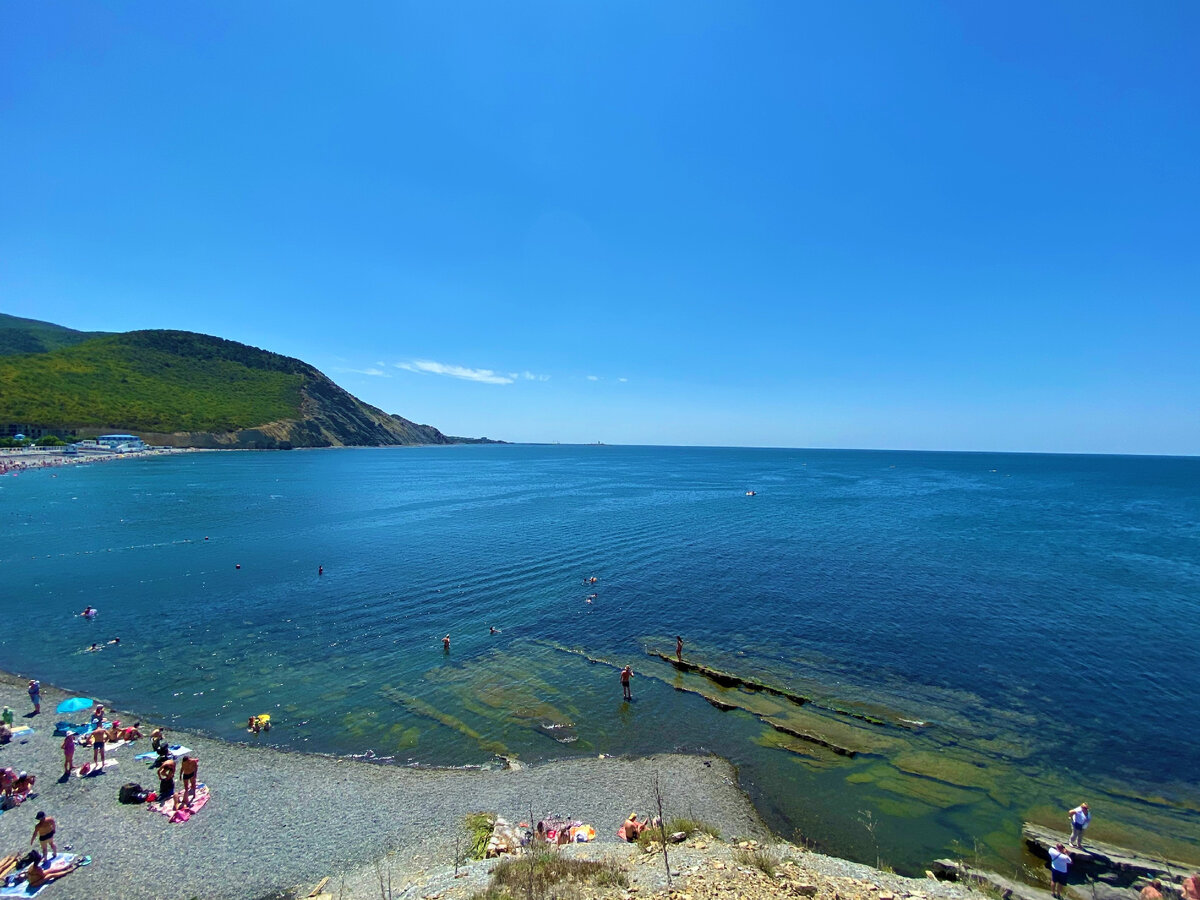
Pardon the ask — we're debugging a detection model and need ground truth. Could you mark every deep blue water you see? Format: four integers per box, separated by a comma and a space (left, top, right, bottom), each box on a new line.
2, 446, 1197, 870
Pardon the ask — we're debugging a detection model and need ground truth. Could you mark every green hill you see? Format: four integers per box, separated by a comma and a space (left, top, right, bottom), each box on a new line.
0, 312, 106, 356
0, 317, 486, 448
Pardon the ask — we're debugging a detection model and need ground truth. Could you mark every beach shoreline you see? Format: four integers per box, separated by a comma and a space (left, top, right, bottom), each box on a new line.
0, 670, 771, 899
0, 446, 196, 473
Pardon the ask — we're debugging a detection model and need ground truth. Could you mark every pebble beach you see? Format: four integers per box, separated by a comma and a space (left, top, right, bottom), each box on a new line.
0, 672, 768, 899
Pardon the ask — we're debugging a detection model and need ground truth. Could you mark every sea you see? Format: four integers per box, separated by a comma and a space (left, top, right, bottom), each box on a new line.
2, 445, 1198, 873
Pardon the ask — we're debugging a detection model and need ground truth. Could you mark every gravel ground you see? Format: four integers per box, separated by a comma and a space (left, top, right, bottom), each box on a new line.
0, 673, 766, 900
344, 835, 994, 900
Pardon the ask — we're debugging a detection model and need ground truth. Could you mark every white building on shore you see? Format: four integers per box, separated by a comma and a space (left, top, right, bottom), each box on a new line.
96, 434, 147, 452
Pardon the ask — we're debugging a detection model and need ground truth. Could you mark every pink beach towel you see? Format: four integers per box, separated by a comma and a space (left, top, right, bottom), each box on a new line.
149, 784, 209, 822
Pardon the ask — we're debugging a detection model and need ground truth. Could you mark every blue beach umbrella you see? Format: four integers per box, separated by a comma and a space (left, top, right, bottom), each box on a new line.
56, 697, 94, 715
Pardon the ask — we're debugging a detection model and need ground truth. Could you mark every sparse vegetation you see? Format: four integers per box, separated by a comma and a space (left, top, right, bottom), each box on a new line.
733, 844, 783, 876
636, 827, 659, 850
667, 817, 720, 839
472, 848, 628, 900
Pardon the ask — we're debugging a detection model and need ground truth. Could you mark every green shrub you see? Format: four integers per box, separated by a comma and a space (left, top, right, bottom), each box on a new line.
464, 812, 495, 861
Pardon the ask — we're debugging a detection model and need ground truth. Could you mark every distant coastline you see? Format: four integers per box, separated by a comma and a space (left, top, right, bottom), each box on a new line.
0, 444, 196, 473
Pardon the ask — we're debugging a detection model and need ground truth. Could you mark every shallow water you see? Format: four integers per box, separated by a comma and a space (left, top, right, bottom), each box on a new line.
2, 446, 1198, 871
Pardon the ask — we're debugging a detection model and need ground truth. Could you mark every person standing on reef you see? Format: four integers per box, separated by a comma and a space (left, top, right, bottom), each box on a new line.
442, 634, 451, 652
1068, 802, 1090, 847
676, 636, 683, 662
1048, 843, 1071, 898
621, 665, 633, 700
27, 680, 39, 715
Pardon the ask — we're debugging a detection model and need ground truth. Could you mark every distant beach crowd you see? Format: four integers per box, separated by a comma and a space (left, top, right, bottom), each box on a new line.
0, 447, 189, 475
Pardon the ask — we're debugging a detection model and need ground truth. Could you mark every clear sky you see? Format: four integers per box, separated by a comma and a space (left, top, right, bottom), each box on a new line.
3, 2, 1198, 453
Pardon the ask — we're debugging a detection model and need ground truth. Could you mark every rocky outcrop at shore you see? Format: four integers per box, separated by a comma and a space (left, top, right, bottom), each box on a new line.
1020, 823, 1196, 900
932, 858, 1056, 900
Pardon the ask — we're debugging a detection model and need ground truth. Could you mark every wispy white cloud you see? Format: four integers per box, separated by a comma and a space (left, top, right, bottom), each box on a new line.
618, 377, 628, 383
334, 366, 390, 377
397, 359, 515, 385
522, 371, 550, 382
586, 375, 600, 381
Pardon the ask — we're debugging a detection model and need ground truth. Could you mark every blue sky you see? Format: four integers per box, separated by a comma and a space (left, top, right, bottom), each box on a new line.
3, 2, 1197, 453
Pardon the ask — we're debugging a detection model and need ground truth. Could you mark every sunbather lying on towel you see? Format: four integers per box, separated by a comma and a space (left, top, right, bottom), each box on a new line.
18, 852, 84, 889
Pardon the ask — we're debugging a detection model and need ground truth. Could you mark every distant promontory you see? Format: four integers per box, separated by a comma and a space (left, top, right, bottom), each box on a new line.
0, 313, 497, 449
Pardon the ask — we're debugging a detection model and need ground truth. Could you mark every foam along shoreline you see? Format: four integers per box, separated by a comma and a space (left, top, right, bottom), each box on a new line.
0, 671, 767, 900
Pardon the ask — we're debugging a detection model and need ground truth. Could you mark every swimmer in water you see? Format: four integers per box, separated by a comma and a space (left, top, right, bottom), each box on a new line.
443, 634, 450, 652
318, 565, 323, 576
108, 637, 120, 645
86, 643, 101, 653
81, 606, 96, 618
489, 626, 497, 634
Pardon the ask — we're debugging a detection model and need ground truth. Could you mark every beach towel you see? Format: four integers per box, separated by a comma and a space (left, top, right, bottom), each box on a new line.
169, 787, 209, 823
9, 727, 33, 741
134, 744, 189, 762
148, 784, 208, 822
54, 720, 111, 737
0, 853, 86, 897
73, 759, 119, 778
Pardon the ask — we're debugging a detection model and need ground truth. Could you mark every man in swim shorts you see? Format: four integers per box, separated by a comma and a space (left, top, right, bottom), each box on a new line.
180, 755, 198, 803
27, 681, 39, 715
443, 634, 450, 652
621, 666, 633, 701
91, 725, 107, 766
31, 812, 56, 859
676, 636, 683, 662
157, 757, 176, 804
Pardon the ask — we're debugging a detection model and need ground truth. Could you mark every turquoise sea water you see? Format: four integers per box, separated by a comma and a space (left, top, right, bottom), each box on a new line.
2, 446, 1198, 872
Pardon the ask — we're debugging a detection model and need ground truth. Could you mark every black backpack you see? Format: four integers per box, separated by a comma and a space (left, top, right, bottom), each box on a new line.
118, 782, 145, 804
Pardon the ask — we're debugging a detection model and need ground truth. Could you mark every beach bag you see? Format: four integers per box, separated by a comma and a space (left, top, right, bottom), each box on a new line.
119, 782, 146, 804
